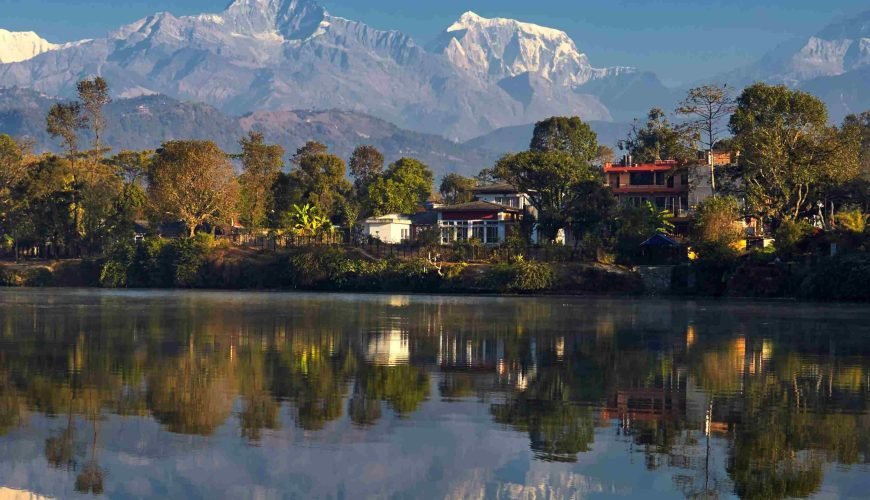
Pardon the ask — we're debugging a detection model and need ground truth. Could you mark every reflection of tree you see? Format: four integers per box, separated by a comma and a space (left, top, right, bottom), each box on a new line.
236, 349, 279, 444
492, 399, 594, 462
364, 366, 429, 416
75, 420, 105, 495
147, 354, 235, 435
0, 373, 23, 436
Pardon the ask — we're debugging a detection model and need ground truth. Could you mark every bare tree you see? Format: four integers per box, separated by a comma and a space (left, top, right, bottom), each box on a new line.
676, 84, 736, 194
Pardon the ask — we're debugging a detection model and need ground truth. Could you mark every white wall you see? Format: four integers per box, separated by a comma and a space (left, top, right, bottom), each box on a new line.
363, 217, 412, 244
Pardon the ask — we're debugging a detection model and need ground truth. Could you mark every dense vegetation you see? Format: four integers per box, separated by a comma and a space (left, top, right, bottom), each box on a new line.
0, 78, 868, 299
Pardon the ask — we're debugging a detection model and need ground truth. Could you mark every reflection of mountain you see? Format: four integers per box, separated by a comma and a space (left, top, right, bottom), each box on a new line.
0, 291, 868, 498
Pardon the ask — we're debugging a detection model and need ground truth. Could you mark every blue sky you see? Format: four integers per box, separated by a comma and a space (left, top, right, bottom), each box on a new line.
1, 0, 867, 85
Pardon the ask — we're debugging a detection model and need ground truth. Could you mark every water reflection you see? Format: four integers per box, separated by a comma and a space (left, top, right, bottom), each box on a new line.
0, 290, 868, 498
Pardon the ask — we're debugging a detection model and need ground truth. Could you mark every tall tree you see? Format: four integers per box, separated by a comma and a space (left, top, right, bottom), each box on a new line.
76, 77, 111, 151
729, 83, 860, 222
349, 145, 384, 191
530, 116, 599, 162
494, 151, 599, 241
676, 84, 736, 194
46, 102, 88, 158
566, 180, 617, 255
289, 152, 352, 218
291, 141, 328, 166
439, 173, 477, 205
619, 108, 694, 164
366, 158, 433, 216
148, 141, 239, 237
237, 132, 284, 231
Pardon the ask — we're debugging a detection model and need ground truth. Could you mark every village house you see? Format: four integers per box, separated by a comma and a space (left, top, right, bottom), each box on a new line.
437, 184, 536, 245
361, 213, 414, 244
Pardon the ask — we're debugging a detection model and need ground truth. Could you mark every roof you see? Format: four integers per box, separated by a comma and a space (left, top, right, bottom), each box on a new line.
472, 183, 521, 195
640, 233, 681, 247
363, 214, 413, 224
437, 201, 522, 213
410, 211, 439, 225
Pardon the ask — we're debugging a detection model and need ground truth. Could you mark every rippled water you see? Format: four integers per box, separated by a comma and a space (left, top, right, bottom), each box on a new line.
0, 290, 868, 499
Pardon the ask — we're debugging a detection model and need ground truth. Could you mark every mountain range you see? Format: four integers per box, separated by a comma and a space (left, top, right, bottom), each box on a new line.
0, 0, 867, 157
0, 87, 632, 178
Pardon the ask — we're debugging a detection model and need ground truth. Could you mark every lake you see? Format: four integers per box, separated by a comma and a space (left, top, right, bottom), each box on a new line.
0, 290, 868, 499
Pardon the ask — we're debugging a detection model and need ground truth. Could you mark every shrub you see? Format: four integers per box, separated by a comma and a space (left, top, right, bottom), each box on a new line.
99, 260, 128, 288
774, 220, 812, 258
23, 267, 53, 287
482, 257, 555, 293
799, 254, 870, 302
835, 208, 867, 234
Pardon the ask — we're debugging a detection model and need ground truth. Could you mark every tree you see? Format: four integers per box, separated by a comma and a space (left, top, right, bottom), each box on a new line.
596, 145, 615, 166
676, 84, 736, 194
237, 132, 284, 231
349, 145, 384, 191
530, 116, 598, 162
729, 83, 861, 222
289, 152, 351, 218
148, 141, 239, 237
290, 141, 328, 166
46, 102, 88, 158
439, 173, 477, 205
566, 180, 617, 256
475, 167, 497, 186
494, 151, 599, 241
619, 108, 694, 164
691, 196, 744, 256
366, 158, 433, 216
76, 77, 111, 151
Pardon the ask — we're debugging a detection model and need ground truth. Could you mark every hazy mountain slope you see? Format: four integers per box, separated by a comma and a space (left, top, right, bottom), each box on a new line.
0, 88, 497, 177
799, 66, 870, 122
463, 121, 632, 155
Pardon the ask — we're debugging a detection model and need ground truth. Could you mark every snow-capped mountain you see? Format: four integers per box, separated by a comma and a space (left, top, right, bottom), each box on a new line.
0, 29, 58, 63
723, 11, 869, 86
715, 9, 870, 122
0, 0, 646, 140
430, 11, 632, 86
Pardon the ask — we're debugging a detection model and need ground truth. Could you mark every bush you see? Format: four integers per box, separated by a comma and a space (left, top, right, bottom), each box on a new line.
23, 267, 53, 287
775, 220, 812, 258
799, 254, 870, 302
835, 208, 867, 234
483, 257, 555, 293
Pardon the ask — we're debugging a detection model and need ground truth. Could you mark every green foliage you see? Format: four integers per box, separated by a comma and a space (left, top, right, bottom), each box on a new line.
614, 202, 674, 263
619, 108, 694, 163
799, 253, 870, 302
237, 131, 284, 231
566, 180, 617, 258
365, 157, 433, 216
835, 207, 867, 233
691, 196, 744, 258
439, 173, 476, 205
288, 151, 351, 218
494, 150, 599, 241
774, 219, 813, 258
484, 257, 555, 293
279, 203, 333, 237
729, 83, 861, 222
529, 116, 598, 162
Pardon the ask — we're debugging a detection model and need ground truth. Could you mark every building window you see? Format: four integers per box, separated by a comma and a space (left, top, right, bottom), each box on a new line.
486, 225, 499, 243
667, 175, 674, 188
681, 172, 689, 185
400, 228, 409, 242
655, 197, 666, 209
455, 222, 468, 242
472, 224, 485, 242
655, 172, 666, 185
629, 172, 654, 186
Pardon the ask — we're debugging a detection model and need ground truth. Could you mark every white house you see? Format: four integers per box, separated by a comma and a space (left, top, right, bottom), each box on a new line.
362, 214, 413, 243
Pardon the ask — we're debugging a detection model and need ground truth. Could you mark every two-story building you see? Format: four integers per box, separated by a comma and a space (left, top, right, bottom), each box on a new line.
604, 158, 691, 213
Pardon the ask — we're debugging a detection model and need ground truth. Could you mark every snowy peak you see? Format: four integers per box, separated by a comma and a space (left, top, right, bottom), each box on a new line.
432, 11, 633, 87
222, 0, 327, 40
0, 29, 58, 63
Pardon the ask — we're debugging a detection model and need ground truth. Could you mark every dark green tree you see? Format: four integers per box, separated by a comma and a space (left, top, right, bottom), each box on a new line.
365, 158, 433, 216
619, 108, 695, 164
530, 116, 599, 162
237, 132, 284, 231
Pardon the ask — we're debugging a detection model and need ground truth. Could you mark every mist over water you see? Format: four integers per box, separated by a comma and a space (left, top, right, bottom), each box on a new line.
0, 290, 868, 498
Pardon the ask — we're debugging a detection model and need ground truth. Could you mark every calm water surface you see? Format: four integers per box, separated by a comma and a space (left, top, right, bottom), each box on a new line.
0, 290, 868, 499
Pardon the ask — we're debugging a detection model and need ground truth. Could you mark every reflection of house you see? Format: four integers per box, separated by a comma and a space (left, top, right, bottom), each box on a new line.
361, 214, 413, 243
367, 330, 410, 366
